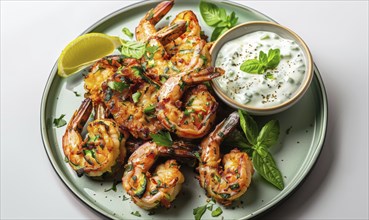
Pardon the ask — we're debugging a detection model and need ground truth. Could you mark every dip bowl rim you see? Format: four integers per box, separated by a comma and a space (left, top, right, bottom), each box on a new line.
210, 21, 314, 115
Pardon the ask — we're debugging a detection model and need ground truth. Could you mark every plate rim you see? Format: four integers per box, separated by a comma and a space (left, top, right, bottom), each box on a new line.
40, 0, 328, 219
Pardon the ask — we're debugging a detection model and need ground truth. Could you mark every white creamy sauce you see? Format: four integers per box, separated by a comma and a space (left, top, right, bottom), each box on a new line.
215, 31, 306, 108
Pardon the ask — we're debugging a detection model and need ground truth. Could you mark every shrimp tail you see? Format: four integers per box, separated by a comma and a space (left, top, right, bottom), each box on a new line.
182, 67, 225, 84
154, 20, 187, 46
69, 98, 93, 132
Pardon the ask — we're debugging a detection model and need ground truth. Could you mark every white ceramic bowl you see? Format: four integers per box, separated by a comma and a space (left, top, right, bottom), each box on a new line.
210, 21, 314, 115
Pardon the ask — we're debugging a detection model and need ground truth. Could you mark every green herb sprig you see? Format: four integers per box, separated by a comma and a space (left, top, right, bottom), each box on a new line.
119, 40, 146, 59
226, 110, 284, 190
193, 199, 222, 220
240, 48, 281, 74
199, 1, 238, 41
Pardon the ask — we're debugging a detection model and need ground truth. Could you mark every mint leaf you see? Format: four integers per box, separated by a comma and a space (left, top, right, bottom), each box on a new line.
53, 114, 67, 128
210, 26, 229, 41
238, 110, 258, 145
240, 48, 281, 74
240, 59, 264, 74
216, 20, 228, 28
122, 27, 133, 39
218, 8, 227, 21
252, 145, 284, 190
267, 48, 281, 69
150, 131, 173, 147
257, 120, 280, 147
259, 50, 268, 64
200, 1, 238, 41
211, 207, 223, 217
229, 11, 238, 26
193, 204, 207, 220
199, 1, 222, 26
120, 40, 146, 59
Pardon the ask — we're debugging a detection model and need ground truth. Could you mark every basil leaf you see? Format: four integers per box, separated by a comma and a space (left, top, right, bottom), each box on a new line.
132, 91, 141, 103
238, 110, 258, 145
211, 207, 223, 217
122, 27, 133, 39
267, 48, 281, 69
150, 131, 173, 147
257, 120, 280, 147
240, 59, 264, 74
199, 1, 222, 26
53, 114, 67, 128
252, 145, 284, 190
120, 40, 146, 59
211, 26, 229, 41
193, 205, 207, 220
107, 81, 129, 92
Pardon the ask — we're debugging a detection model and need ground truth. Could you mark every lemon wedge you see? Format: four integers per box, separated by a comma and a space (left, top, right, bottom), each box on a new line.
57, 33, 121, 77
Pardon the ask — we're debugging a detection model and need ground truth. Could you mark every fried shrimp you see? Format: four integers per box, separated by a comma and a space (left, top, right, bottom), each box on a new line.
198, 112, 254, 206
62, 99, 129, 177
122, 141, 185, 210
157, 67, 224, 139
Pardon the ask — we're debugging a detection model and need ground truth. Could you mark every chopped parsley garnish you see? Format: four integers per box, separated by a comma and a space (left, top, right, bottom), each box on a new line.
131, 211, 141, 217
122, 27, 134, 39
150, 131, 173, 147
132, 91, 141, 103
108, 81, 129, 92
73, 91, 81, 97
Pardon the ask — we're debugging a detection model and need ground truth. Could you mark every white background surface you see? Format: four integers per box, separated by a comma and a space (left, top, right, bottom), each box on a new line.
1, 0, 368, 219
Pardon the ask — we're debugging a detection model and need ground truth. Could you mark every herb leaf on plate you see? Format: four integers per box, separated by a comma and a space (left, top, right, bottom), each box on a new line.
53, 114, 67, 128
257, 120, 280, 148
238, 109, 258, 145
252, 145, 284, 190
236, 110, 284, 190
193, 205, 207, 220
199, 1, 239, 41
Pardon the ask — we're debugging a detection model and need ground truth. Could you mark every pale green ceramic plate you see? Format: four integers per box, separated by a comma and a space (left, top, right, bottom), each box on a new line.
41, 0, 328, 219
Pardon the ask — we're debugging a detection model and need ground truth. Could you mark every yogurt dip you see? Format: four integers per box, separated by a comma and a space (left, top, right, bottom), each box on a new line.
215, 31, 307, 108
